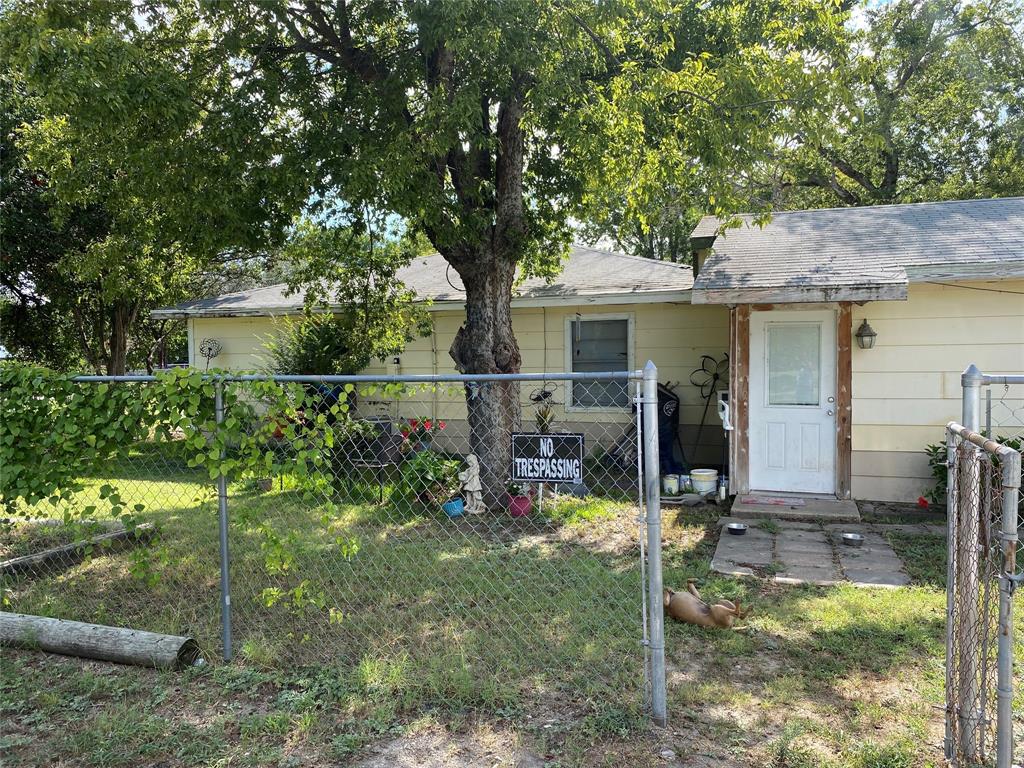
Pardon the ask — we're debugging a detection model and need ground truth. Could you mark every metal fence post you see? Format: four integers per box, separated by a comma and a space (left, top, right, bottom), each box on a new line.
214, 381, 233, 662
944, 426, 958, 762
963, 364, 984, 432
641, 361, 667, 727
996, 447, 1021, 768
957, 366, 985, 760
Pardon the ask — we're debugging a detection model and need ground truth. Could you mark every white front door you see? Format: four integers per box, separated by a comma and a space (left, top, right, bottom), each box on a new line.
749, 309, 837, 494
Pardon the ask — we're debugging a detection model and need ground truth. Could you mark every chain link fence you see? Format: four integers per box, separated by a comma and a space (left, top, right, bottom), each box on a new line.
2, 369, 667, 718
946, 366, 1023, 768
985, 378, 1024, 446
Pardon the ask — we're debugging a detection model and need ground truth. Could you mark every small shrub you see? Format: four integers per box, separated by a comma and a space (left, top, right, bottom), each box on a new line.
925, 435, 1023, 509
398, 450, 462, 505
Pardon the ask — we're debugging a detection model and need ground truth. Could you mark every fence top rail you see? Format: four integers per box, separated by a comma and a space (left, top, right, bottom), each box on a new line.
962, 364, 1024, 388
948, 421, 1023, 487
984, 375, 1024, 386
71, 370, 645, 385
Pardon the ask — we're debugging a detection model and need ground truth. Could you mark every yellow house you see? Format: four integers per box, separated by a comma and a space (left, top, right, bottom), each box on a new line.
152, 198, 1024, 504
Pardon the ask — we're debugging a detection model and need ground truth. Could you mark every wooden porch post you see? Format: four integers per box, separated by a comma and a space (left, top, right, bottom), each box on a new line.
836, 303, 853, 499
729, 305, 751, 494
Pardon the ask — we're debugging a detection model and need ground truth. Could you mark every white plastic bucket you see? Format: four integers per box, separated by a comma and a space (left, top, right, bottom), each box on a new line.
691, 469, 719, 494
662, 474, 679, 495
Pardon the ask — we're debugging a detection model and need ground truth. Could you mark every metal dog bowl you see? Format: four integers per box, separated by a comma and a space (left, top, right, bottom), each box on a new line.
726, 523, 748, 536
841, 532, 865, 547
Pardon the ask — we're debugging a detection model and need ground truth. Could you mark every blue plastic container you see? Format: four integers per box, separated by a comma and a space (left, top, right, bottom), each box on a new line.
442, 498, 464, 518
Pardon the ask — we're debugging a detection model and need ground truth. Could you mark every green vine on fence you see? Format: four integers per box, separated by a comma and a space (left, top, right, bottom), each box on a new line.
1, 364, 450, 619
0, 363, 363, 517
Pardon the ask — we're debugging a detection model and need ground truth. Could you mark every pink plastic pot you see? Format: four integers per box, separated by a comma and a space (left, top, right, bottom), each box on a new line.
508, 494, 532, 518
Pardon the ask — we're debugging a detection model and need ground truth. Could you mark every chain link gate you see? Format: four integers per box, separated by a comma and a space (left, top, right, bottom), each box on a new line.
946, 365, 1024, 768
2, 364, 667, 723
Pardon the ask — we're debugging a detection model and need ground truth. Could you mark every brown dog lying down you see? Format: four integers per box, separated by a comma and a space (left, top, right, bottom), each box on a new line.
664, 579, 748, 629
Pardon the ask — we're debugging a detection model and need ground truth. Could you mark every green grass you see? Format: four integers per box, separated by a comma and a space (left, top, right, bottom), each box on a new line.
0, 440, 967, 766
0, 518, 115, 561
885, 533, 946, 588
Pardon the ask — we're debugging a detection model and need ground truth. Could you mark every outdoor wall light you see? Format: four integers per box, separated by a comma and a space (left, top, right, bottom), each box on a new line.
855, 319, 877, 350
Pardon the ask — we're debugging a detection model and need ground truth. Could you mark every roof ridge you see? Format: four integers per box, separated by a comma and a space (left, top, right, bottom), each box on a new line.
707, 195, 1024, 222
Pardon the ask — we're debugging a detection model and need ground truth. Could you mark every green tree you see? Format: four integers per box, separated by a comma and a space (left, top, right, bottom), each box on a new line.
773, 0, 1024, 207
262, 220, 431, 375
3, 0, 844, 498
1, 4, 308, 373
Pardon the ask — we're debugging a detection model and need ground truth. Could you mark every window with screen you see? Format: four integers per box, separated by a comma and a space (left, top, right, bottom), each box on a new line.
568, 317, 630, 407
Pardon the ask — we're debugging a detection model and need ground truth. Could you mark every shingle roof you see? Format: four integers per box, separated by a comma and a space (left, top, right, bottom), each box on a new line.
691, 197, 1024, 304
152, 245, 694, 318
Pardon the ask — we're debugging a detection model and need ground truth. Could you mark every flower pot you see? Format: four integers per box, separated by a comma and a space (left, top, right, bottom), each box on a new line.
442, 498, 464, 518
508, 494, 532, 518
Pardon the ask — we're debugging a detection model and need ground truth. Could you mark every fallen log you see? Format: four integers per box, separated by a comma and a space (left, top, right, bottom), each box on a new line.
0, 523, 156, 578
0, 612, 201, 669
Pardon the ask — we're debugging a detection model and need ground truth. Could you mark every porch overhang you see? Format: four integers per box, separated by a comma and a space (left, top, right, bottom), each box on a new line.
691, 280, 908, 305
690, 251, 909, 305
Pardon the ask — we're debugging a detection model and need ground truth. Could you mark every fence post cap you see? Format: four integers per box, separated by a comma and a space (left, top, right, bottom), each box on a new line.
961, 364, 984, 386
643, 360, 657, 376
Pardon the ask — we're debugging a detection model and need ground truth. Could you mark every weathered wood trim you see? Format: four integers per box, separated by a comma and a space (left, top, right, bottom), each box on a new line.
730, 305, 751, 494
749, 302, 845, 312
692, 283, 908, 305
728, 307, 736, 482
836, 303, 853, 499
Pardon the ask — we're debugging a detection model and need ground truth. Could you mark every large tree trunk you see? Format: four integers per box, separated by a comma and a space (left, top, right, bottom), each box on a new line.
449, 255, 522, 508
106, 302, 136, 376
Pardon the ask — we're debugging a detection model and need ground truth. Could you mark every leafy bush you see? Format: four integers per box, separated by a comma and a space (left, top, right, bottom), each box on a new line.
925, 435, 1023, 508
924, 442, 947, 506
262, 312, 380, 376
399, 450, 462, 505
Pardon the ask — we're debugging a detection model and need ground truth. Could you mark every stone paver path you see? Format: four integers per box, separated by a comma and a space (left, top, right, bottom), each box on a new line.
711, 519, 945, 588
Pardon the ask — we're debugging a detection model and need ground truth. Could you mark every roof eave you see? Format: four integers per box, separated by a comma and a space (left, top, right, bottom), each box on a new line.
690, 283, 908, 305
150, 288, 696, 320
906, 260, 1024, 282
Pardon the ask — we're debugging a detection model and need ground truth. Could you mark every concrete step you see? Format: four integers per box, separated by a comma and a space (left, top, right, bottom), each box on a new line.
730, 494, 860, 523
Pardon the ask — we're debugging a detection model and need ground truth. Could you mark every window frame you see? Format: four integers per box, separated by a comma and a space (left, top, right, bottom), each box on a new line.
563, 312, 636, 413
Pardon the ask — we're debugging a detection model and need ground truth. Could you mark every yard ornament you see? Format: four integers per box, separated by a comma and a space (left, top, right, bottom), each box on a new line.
664, 580, 748, 630
459, 454, 484, 515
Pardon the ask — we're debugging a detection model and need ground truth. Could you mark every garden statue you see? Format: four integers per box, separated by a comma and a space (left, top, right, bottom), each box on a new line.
664, 579, 748, 629
459, 454, 484, 514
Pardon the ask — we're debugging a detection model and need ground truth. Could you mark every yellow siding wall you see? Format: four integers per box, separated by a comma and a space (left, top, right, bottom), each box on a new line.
851, 279, 1024, 501
190, 302, 732, 464
189, 280, 1024, 502
188, 316, 281, 371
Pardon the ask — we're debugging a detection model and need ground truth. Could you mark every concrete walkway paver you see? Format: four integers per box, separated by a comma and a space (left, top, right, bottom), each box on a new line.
710, 518, 923, 587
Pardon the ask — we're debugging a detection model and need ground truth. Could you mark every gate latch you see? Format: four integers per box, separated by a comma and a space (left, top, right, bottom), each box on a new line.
1004, 571, 1024, 595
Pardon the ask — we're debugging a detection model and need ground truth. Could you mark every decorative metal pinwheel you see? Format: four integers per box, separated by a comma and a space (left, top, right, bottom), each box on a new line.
199, 338, 222, 371
689, 354, 729, 452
